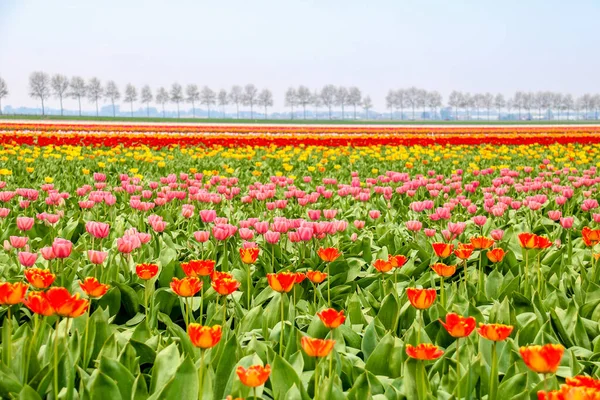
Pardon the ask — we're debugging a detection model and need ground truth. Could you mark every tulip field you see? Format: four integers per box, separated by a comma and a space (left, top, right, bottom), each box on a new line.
2, 122, 600, 399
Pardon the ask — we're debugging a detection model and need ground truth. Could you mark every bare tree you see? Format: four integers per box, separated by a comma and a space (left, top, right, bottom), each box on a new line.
200, 86, 216, 118
472, 93, 484, 119
539, 91, 553, 120
257, 88, 274, 118
285, 87, 298, 119
404, 87, 422, 120
0, 77, 9, 115
124, 84, 138, 117
243, 84, 258, 119
87, 78, 103, 116
217, 89, 228, 117
561, 94, 574, 120
312, 90, 322, 119
29, 71, 51, 115
552, 93, 563, 120
506, 98, 514, 119
385, 90, 396, 119
348, 87, 362, 119
104, 81, 120, 117
426, 91, 442, 119
296, 86, 312, 119
320, 85, 337, 119
481, 93, 493, 120
579, 94, 593, 119
335, 87, 349, 119
156, 87, 169, 117
140, 85, 153, 117
170, 83, 183, 118
50, 74, 69, 116
460, 93, 472, 120
362, 96, 373, 120
228, 85, 243, 119
494, 94, 505, 120
448, 91, 462, 120
186, 84, 200, 117
69, 76, 86, 116
592, 94, 600, 120
513, 91, 524, 120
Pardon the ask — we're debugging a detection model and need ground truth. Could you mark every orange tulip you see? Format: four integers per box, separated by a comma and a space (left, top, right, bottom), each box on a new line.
432, 242, 454, 258
454, 243, 474, 260
405, 343, 444, 360
538, 376, 600, 400
431, 262, 456, 277
486, 248, 506, 263
519, 344, 565, 373
373, 259, 393, 273
0, 281, 28, 305
535, 236, 552, 250
406, 287, 436, 309
470, 236, 495, 250
518, 233, 537, 249
211, 270, 234, 281
306, 270, 327, 284
439, 313, 476, 338
170, 277, 202, 297
46, 287, 89, 318
211, 277, 240, 295
477, 323, 514, 341
317, 247, 341, 262
301, 336, 335, 357
239, 248, 260, 264
136, 263, 159, 280
582, 227, 600, 247
181, 260, 215, 277
24, 268, 55, 289
294, 272, 306, 284
188, 324, 222, 348
23, 291, 55, 316
317, 308, 346, 329
388, 254, 408, 268
79, 277, 110, 298
236, 364, 271, 387
267, 272, 296, 293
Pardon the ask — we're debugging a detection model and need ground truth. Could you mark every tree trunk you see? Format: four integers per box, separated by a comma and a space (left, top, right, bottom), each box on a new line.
264, 106, 267, 119
341, 104, 344, 119
192, 101, 195, 118
78, 97, 82, 116
250, 104, 253, 119
0, 97, 2, 115
60, 97, 63, 116
112, 100, 115, 117
328, 106, 331, 119
41, 97, 45, 116
96, 100, 99, 117
147, 104, 150, 117
208, 105, 210, 118
177, 102, 180, 118
303, 105, 306, 120
291, 105, 294, 120
162, 103, 165, 117
130, 101, 133, 117
236, 103, 239, 119
401, 107, 404, 120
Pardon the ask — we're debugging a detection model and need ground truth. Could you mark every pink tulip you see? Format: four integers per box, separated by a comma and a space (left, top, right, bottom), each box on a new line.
9, 236, 28, 249
212, 225, 231, 241
307, 210, 321, 221
138, 233, 151, 244
351, 233, 358, 242
323, 209, 337, 219
424, 228, 436, 237
297, 227, 313, 241
472, 216, 487, 226
86, 221, 110, 239
16, 217, 35, 231
490, 229, 504, 241
560, 217, 574, 229
264, 230, 280, 244
117, 236, 139, 254
40, 246, 56, 260
239, 228, 255, 240
369, 210, 381, 220
548, 210, 562, 221
354, 220, 366, 229
254, 221, 269, 234
194, 231, 210, 243
200, 209, 217, 223
406, 220, 422, 232
88, 250, 108, 265
52, 238, 72, 258
18, 251, 37, 267
242, 241, 259, 249
0, 208, 10, 218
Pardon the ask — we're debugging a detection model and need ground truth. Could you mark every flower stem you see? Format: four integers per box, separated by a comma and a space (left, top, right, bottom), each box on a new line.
199, 283, 204, 325
53, 318, 60, 400
456, 338, 461, 399
247, 263, 252, 310
197, 350, 205, 400
440, 276, 445, 308
280, 293, 285, 357
327, 263, 331, 307
489, 341, 498, 400
5, 307, 11, 370
315, 358, 320, 400
417, 310, 421, 344
82, 306, 90, 367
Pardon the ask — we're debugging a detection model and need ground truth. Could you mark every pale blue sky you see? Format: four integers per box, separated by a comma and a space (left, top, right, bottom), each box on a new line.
0, 0, 599, 112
